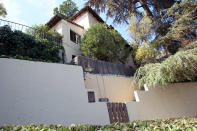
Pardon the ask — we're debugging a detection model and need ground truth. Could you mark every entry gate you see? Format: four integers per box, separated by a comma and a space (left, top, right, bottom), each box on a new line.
107, 103, 129, 123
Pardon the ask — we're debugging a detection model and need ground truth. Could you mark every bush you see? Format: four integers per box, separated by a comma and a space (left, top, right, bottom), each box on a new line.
0, 25, 63, 62
134, 47, 197, 88
0, 117, 196, 130
26, 25, 62, 44
80, 23, 130, 63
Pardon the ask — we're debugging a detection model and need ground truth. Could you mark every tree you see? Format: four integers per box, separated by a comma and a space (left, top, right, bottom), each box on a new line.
86, 0, 179, 23
129, 13, 154, 44
87, 0, 184, 42
80, 23, 130, 63
158, 0, 197, 53
130, 0, 197, 62
53, 0, 78, 19
134, 43, 197, 89
135, 43, 157, 66
0, 3, 7, 17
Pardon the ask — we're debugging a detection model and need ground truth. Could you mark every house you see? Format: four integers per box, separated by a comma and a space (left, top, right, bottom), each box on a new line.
46, 6, 104, 63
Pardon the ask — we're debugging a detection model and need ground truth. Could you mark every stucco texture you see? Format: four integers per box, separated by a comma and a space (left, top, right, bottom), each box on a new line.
85, 73, 135, 102
0, 58, 109, 125
126, 82, 197, 121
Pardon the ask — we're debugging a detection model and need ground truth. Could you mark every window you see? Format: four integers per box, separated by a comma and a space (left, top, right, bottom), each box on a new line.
88, 91, 95, 103
70, 30, 81, 44
72, 55, 76, 59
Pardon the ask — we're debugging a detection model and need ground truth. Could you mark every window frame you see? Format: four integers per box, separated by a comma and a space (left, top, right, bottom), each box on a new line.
70, 30, 81, 44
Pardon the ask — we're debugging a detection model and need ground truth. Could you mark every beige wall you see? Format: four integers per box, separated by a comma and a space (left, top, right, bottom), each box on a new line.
0, 58, 110, 125
126, 82, 197, 122
51, 20, 84, 62
50, 11, 101, 63
74, 12, 100, 30
85, 73, 135, 102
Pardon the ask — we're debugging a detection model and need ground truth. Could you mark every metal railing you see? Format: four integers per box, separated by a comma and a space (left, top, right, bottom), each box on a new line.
0, 18, 62, 44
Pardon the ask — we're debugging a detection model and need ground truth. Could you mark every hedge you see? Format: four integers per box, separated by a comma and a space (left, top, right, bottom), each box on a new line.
0, 117, 196, 131
0, 25, 63, 63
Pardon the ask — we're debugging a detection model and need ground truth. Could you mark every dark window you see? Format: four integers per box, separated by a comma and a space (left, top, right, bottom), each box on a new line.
72, 55, 76, 59
70, 30, 81, 44
88, 91, 95, 103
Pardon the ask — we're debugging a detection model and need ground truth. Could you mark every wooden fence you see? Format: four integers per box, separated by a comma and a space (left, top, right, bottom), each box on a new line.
107, 103, 129, 123
72, 56, 135, 76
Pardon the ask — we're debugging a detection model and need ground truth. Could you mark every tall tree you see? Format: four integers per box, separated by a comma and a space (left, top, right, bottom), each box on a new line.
157, 0, 197, 56
86, 0, 179, 23
0, 3, 7, 17
129, 13, 154, 44
86, 0, 180, 37
53, 0, 78, 19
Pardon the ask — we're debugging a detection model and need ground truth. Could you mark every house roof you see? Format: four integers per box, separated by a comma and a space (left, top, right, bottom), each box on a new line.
68, 6, 104, 23
46, 14, 84, 29
46, 6, 104, 29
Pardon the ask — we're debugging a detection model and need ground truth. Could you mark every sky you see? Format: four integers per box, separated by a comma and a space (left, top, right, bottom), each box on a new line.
0, 0, 131, 42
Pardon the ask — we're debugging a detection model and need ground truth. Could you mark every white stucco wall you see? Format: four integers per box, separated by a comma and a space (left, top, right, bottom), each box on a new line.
74, 12, 100, 30
126, 82, 197, 122
50, 11, 101, 63
0, 58, 109, 125
51, 20, 84, 62
85, 74, 135, 102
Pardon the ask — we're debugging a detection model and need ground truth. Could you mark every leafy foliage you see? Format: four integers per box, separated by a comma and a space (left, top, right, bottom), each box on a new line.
0, 25, 63, 62
157, 0, 197, 55
135, 43, 157, 66
131, 0, 197, 65
86, 0, 178, 24
53, 0, 78, 19
129, 13, 154, 44
86, 0, 180, 39
161, 0, 197, 42
26, 25, 62, 44
1, 117, 197, 131
0, 3, 7, 17
134, 46, 197, 88
80, 23, 130, 63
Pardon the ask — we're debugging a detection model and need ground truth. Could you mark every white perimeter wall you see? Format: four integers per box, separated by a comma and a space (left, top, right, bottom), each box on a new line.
126, 82, 197, 121
0, 58, 109, 125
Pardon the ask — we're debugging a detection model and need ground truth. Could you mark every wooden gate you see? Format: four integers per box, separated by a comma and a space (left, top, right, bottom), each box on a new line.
107, 103, 129, 123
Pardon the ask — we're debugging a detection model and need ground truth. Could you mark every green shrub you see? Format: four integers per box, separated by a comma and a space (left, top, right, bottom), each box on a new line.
0, 117, 196, 131
26, 25, 62, 44
80, 23, 130, 63
134, 47, 197, 88
0, 25, 63, 62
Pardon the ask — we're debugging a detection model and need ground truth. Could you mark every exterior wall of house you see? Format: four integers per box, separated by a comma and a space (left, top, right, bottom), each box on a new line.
126, 82, 197, 122
51, 20, 84, 62
74, 12, 100, 30
0, 58, 110, 125
84, 73, 136, 102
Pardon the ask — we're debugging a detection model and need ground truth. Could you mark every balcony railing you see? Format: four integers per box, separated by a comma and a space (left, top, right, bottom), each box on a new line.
0, 18, 62, 44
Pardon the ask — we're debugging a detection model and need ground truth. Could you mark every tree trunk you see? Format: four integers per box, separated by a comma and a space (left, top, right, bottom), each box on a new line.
139, 0, 153, 18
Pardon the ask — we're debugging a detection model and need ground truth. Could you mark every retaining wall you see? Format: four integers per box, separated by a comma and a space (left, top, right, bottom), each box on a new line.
126, 82, 197, 121
85, 73, 135, 102
0, 58, 109, 125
